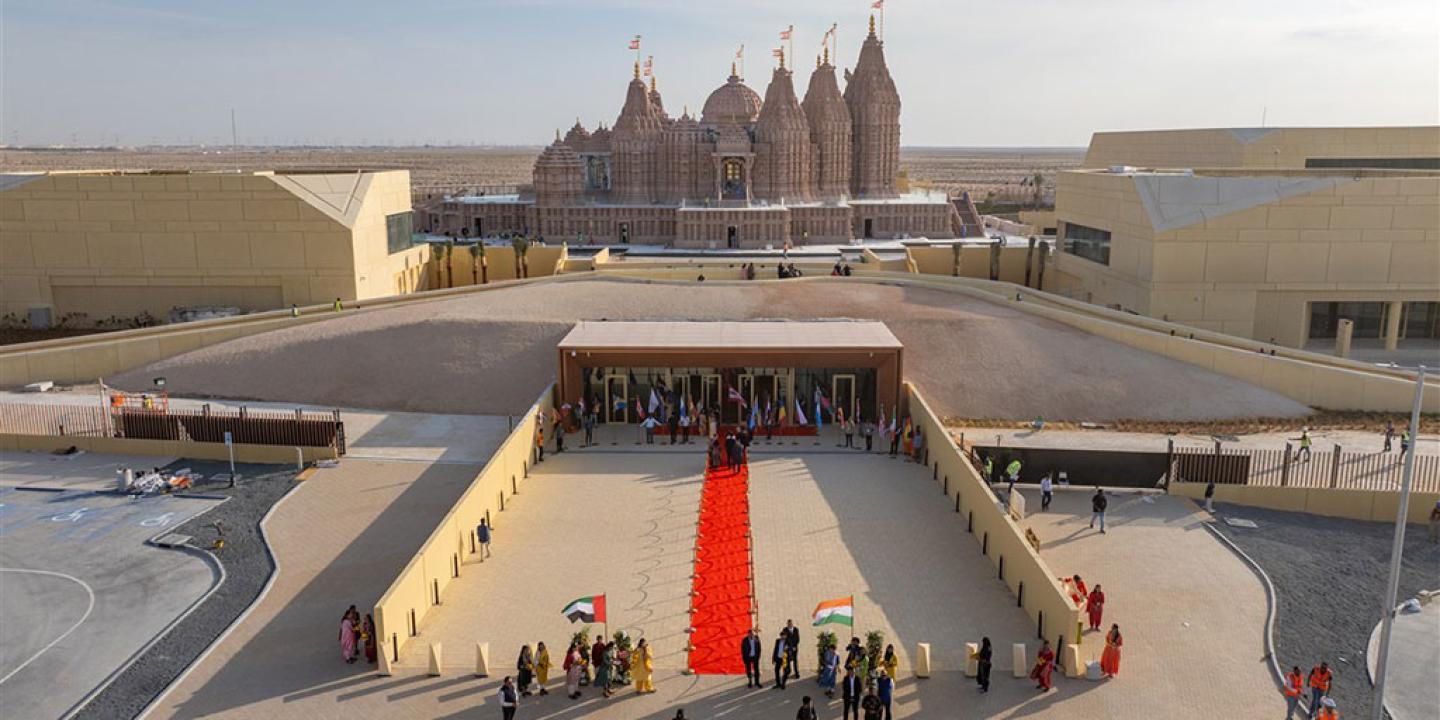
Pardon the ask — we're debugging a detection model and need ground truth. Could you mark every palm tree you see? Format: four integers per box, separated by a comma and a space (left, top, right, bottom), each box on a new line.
1031, 172, 1044, 209
511, 235, 530, 279
444, 239, 456, 288
431, 242, 448, 289
469, 242, 487, 285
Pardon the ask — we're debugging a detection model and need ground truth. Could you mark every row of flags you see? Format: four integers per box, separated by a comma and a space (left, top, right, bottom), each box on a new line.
564, 593, 854, 628
630, 0, 888, 70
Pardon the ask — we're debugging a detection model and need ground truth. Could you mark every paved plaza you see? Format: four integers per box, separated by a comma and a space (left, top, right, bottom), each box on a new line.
133, 435, 1292, 718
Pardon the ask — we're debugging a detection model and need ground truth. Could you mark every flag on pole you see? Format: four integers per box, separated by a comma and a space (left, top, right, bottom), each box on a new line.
811, 596, 854, 627
563, 595, 607, 623
779, 25, 793, 40
613, 395, 627, 412
795, 399, 808, 426
648, 388, 661, 416
728, 386, 748, 407
749, 403, 758, 430
628, 35, 641, 50
771, 47, 783, 58
635, 396, 646, 420
878, 405, 886, 436
871, 0, 883, 9
735, 44, 744, 59
643, 56, 653, 76
779, 404, 788, 424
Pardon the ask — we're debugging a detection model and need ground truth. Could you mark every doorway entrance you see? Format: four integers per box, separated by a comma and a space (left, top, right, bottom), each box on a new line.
832, 374, 857, 422
700, 374, 722, 416
605, 374, 629, 423
619, 222, 630, 244
474, 218, 484, 237
726, 226, 738, 249
863, 218, 874, 239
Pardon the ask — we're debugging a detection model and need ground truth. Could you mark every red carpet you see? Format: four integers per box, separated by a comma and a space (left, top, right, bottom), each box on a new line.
686, 460, 755, 674
714, 423, 817, 437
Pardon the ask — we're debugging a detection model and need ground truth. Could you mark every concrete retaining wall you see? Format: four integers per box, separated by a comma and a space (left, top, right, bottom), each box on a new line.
1169, 481, 1440, 525
0, 432, 338, 463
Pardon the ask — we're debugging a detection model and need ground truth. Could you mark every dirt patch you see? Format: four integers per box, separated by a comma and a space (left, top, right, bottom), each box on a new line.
110, 278, 1313, 422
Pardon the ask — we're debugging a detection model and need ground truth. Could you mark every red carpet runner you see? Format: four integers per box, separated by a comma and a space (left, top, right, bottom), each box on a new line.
685, 459, 755, 674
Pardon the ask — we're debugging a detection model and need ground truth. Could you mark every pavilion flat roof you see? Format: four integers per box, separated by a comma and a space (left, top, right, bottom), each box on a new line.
558, 320, 902, 351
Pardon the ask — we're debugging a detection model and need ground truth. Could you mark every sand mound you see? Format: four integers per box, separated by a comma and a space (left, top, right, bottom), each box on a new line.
112, 278, 1312, 422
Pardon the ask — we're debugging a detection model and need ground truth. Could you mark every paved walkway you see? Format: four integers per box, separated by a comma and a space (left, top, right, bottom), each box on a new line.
1367, 601, 1440, 720
956, 426, 1440, 455
149, 459, 485, 719
0, 450, 176, 491
1019, 487, 1284, 718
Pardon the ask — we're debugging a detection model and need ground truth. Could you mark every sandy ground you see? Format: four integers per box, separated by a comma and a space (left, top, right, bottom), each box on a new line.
110, 278, 1312, 423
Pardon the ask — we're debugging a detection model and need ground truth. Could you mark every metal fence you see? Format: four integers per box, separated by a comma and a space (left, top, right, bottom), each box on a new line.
1170, 443, 1439, 493
0, 402, 346, 454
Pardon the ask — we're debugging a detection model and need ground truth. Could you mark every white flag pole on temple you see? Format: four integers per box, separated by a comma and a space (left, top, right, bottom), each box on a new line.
1370, 365, 1426, 720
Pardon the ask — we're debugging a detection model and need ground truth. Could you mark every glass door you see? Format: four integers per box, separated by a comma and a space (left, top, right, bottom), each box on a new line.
605, 374, 629, 424
700, 374, 722, 418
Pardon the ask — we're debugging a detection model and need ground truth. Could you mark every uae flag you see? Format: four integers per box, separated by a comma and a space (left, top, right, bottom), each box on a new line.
811, 596, 854, 627
562, 595, 606, 623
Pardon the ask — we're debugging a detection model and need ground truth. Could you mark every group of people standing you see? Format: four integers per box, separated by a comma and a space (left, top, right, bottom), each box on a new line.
337, 605, 377, 665
556, 637, 654, 700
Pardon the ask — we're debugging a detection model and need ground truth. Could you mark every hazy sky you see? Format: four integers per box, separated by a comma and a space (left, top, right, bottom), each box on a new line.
3, 0, 1437, 147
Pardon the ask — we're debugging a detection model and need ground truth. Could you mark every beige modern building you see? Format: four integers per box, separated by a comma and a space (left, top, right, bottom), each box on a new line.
0, 170, 428, 324
1051, 164, 1439, 353
1084, 126, 1440, 170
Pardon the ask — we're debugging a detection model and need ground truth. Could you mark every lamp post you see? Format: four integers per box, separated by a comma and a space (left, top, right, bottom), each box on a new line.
1370, 365, 1426, 720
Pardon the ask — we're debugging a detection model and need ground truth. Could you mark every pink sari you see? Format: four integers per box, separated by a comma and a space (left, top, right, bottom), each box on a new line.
339, 619, 357, 661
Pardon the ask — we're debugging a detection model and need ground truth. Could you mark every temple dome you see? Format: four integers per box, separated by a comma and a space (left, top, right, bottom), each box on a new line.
701, 71, 762, 126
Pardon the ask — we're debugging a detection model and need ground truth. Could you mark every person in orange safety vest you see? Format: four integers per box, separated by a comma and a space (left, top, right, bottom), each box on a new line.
1283, 665, 1303, 719
1307, 662, 1333, 718
1314, 695, 1339, 719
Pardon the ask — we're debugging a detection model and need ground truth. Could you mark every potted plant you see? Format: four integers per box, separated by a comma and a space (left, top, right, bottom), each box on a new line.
571, 626, 591, 685
469, 242, 487, 285
511, 235, 530, 279
864, 630, 885, 679
611, 630, 633, 684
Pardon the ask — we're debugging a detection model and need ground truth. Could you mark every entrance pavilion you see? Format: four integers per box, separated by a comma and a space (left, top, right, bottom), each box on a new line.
556, 320, 903, 427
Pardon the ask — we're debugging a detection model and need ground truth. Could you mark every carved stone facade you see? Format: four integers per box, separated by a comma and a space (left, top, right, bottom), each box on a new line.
417, 20, 951, 247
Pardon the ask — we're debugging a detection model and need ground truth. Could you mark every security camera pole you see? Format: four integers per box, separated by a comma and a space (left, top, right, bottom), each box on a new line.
1370, 365, 1426, 720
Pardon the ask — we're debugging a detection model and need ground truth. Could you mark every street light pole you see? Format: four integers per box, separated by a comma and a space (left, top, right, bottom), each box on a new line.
1370, 365, 1426, 720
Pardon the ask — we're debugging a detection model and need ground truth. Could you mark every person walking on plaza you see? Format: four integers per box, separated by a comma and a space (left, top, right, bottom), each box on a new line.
841, 666, 862, 720
1040, 473, 1053, 511
1383, 421, 1395, 452
1090, 488, 1108, 533
517, 645, 536, 696
339, 607, 357, 663
564, 644, 583, 699
668, 409, 679, 445
844, 416, 855, 448
643, 414, 659, 444
1100, 624, 1123, 678
1315, 696, 1340, 720
972, 637, 993, 692
680, 411, 691, 444
1087, 583, 1106, 631
333, 297, 343, 312
1006, 458, 1022, 486
1401, 427, 1411, 454
741, 628, 763, 688
1204, 479, 1216, 512
912, 425, 924, 464
477, 518, 492, 558
583, 409, 596, 446
1307, 662, 1332, 717
1283, 665, 1304, 719
632, 638, 655, 693
888, 422, 900, 457
784, 619, 801, 679
1030, 640, 1055, 692
536, 423, 545, 462
772, 630, 789, 689
881, 644, 898, 680
554, 417, 565, 454
535, 642, 551, 695
497, 676, 519, 719
1295, 429, 1313, 462
864, 417, 875, 451
877, 671, 895, 720
819, 642, 840, 697
796, 695, 819, 720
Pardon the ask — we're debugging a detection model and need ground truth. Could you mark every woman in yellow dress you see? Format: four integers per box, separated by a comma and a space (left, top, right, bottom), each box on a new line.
631, 638, 655, 693
882, 644, 899, 680
535, 641, 551, 695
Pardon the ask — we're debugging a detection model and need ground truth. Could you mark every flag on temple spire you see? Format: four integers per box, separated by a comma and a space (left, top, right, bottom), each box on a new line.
871, 0, 883, 8
771, 48, 783, 58
628, 35, 641, 50
779, 25, 793, 40
736, 44, 744, 59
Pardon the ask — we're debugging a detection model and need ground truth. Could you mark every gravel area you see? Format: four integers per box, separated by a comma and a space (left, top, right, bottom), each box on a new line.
1210, 504, 1440, 720
72, 460, 297, 720
111, 278, 1312, 423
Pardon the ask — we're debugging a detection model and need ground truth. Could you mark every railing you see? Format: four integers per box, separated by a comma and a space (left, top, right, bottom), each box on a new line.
1170, 443, 1439, 493
0, 402, 345, 453
373, 384, 553, 675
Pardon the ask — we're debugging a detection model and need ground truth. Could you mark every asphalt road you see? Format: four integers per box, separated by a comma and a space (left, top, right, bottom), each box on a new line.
0, 488, 219, 720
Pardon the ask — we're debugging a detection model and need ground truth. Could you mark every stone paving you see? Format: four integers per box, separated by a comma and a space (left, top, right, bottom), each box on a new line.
149, 440, 1286, 719
958, 426, 1439, 455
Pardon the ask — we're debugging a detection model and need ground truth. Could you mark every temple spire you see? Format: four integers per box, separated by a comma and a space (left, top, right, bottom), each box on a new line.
869, 14, 876, 36
634, 60, 640, 79
650, 75, 657, 92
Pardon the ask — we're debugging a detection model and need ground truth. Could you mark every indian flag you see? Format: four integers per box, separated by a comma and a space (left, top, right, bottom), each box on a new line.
811, 596, 854, 627
562, 595, 606, 623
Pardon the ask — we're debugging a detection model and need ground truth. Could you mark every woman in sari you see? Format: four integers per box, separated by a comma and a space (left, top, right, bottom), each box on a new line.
818, 642, 840, 697
363, 614, 377, 664
631, 638, 654, 693
563, 644, 583, 699
517, 644, 535, 696
1100, 624, 1123, 677
595, 642, 614, 697
535, 641, 551, 695
1029, 640, 1055, 691
338, 609, 357, 663
882, 644, 899, 680
1087, 584, 1106, 631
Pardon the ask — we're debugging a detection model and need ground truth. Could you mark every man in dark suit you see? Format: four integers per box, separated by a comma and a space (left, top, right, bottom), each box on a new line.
841, 666, 862, 720
783, 620, 801, 679
772, 630, 789, 689
740, 628, 763, 688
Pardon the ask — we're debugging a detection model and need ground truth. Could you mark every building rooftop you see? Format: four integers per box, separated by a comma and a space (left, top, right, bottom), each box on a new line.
558, 320, 902, 351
